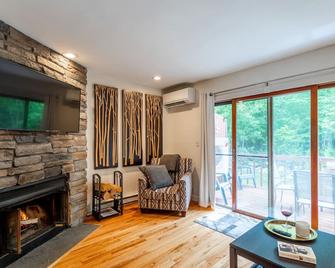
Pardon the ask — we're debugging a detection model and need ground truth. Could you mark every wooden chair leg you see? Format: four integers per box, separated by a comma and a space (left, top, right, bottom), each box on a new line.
181, 211, 186, 217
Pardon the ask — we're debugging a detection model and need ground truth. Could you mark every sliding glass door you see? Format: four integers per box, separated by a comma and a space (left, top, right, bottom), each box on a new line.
272, 91, 311, 223
214, 83, 335, 233
236, 99, 269, 216
318, 87, 335, 233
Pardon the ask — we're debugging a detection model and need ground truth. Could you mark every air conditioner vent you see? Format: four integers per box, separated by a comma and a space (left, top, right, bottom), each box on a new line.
164, 101, 187, 108
163, 87, 195, 108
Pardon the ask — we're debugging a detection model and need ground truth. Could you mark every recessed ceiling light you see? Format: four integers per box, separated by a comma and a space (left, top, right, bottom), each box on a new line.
63, 52, 76, 59
153, 75, 161, 81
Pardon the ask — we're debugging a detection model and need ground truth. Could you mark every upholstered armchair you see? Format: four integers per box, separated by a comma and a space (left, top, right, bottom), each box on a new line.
138, 158, 192, 216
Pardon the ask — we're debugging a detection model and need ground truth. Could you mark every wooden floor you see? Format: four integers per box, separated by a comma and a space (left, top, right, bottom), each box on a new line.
51, 203, 252, 268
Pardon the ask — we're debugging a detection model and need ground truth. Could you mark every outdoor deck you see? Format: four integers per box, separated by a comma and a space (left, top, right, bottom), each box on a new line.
215, 186, 335, 234
215, 152, 335, 235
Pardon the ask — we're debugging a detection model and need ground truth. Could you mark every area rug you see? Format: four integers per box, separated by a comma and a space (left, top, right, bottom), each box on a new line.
195, 211, 259, 239
8, 223, 99, 268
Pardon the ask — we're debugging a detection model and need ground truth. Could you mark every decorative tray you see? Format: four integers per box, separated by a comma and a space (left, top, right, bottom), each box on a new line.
264, 219, 317, 241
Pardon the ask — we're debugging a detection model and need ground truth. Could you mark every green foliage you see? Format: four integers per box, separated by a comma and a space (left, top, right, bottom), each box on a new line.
273, 91, 310, 156
0, 96, 44, 130
236, 99, 268, 155
318, 88, 335, 157
215, 88, 335, 158
0, 96, 25, 129
27, 101, 44, 129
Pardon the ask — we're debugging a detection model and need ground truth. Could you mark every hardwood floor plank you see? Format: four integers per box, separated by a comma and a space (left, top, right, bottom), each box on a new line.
51, 202, 252, 268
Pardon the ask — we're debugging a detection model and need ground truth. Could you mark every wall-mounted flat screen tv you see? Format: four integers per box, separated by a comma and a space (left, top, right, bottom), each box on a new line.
0, 57, 81, 133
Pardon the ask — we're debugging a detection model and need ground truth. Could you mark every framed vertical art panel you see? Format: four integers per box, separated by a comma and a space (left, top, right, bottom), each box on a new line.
94, 84, 118, 169
122, 90, 143, 166
145, 94, 163, 164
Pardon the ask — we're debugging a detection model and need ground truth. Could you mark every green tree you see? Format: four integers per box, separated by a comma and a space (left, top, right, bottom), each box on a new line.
215, 88, 335, 158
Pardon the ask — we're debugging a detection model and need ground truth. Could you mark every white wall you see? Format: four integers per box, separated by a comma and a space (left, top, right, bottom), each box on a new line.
163, 44, 335, 201
86, 70, 161, 210
163, 98, 201, 201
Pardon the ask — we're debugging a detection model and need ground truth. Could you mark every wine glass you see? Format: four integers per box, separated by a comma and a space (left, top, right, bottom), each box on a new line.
281, 203, 293, 230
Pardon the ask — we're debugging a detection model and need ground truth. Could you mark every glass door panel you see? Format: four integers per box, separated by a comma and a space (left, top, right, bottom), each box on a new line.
273, 91, 311, 223
318, 87, 335, 234
218, 86, 334, 231
236, 99, 269, 216
215, 103, 232, 207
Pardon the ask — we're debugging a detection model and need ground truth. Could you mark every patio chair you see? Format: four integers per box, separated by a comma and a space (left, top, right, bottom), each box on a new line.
237, 166, 256, 190
293, 171, 335, 216
215, 173, 232, 205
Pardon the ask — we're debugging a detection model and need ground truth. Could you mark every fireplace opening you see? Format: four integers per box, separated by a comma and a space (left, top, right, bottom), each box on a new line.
0, 175, 69, 266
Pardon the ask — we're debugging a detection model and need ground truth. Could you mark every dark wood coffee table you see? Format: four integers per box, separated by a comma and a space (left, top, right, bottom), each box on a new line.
230, 220, 335, 267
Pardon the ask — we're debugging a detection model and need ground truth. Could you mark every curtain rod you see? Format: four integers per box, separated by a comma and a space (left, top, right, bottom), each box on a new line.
213, 66, 335, 96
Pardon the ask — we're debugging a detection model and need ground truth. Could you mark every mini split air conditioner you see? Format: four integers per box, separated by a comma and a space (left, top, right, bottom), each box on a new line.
163, 87, 195, 108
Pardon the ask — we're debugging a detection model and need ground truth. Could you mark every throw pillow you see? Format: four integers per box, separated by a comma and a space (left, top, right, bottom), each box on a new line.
139, 165, 174, 190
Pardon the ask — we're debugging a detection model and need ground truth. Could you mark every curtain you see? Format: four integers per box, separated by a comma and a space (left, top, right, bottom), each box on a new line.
199, 92, 215, 208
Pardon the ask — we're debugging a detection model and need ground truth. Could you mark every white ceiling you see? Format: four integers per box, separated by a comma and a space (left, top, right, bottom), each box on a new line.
1, 1, 335, 89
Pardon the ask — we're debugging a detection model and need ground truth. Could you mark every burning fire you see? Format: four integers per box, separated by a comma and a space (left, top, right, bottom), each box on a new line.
20, 210, 29, 221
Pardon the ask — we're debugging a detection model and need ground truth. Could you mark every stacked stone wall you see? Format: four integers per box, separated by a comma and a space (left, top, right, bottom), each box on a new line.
0, 20, 88, 225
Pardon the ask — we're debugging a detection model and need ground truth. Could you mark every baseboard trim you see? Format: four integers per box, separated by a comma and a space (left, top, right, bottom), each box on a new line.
124, 194, 138, 204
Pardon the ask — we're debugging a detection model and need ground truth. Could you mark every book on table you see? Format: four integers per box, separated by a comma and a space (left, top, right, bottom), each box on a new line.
277, 241, 316, 264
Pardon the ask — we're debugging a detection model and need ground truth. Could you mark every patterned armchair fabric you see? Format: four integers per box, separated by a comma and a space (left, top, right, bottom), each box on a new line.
138, 158, 192, 215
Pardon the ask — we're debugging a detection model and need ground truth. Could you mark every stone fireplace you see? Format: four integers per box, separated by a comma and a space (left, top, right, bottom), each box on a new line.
0, 20, 88, 231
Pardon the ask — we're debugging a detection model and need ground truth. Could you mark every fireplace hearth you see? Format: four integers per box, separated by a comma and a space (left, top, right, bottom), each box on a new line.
0, 174, 69, 267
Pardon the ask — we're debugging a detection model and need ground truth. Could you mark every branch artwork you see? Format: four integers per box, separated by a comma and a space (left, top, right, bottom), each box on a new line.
94, 84, 118, 169
122, 90, 143, 166
145, 94, 163, 164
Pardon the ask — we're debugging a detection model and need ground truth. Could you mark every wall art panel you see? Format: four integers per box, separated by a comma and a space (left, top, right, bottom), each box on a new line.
145, 94, 163, 164
122, 90, 143, 166
94, 84, 118, 169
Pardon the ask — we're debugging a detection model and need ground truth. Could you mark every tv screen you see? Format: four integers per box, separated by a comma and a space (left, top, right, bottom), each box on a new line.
0, 58, 81, 133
